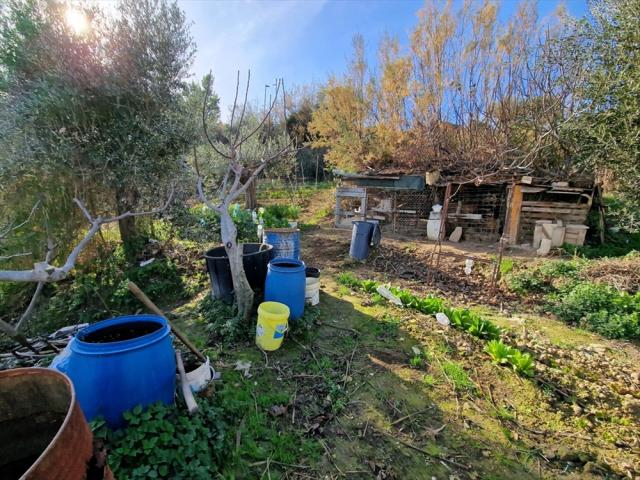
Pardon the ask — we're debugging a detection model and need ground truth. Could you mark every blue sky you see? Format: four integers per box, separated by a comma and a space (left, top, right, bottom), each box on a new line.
179, 0, 589, 116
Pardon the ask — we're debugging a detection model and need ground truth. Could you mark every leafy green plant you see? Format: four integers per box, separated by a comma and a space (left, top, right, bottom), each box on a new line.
510, 350, 535, 377
409, 346, 426, 369
361, 279, 379, 294
466, 315, 501, 340
92, 401, 226, 480
485, 340, 512, 365
485, 340, 535, 377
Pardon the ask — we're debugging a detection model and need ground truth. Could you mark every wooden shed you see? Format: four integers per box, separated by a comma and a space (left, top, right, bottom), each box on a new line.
503, 181, 593, 246
334, 173, 434, 233
334, 171, 594, 245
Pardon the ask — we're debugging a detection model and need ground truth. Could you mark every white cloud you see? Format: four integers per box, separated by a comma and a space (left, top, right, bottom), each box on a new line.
181, 0, 328, 118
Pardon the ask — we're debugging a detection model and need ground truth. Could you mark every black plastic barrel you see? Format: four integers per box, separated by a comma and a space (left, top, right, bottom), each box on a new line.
349, 221, 375, 260
204, 243, 274, 304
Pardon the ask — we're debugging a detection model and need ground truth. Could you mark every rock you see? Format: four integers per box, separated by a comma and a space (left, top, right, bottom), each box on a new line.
631, 371, 640, 383
449, 227, 463, 243
572, 404, 583, 415
622, 398, 640, 417
582, 462, 608, 477
553, 446, 592, 463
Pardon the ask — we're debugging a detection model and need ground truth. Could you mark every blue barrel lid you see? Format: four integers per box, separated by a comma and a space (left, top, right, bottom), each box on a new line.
268, 257, 305, 273
72, 315, 171, 355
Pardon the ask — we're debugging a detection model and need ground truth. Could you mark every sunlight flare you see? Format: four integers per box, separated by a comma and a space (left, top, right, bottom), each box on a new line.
65, 8, 89, 35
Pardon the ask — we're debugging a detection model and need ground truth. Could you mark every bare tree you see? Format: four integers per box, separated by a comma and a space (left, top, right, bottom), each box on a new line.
195, 71, 294, 323
0, 191, 174, 347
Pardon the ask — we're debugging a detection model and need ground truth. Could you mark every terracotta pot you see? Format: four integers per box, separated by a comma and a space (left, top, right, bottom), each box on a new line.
0, 367, 113, 480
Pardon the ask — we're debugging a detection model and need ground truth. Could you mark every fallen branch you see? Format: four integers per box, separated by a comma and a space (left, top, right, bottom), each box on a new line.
389, 407, 434, 427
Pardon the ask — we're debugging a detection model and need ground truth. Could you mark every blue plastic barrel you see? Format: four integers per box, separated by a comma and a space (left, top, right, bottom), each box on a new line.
350, 221, 374, 260
264, 258, 306, 320
264, 228, 300, 260
50, 315, 175, 428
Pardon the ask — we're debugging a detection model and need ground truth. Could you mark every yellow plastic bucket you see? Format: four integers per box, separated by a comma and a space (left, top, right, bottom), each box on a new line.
256, 302, 290, 351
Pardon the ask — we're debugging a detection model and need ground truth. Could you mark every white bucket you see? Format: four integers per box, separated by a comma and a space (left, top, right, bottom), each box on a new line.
185, 357, 215, 393
305, 277, 320, 306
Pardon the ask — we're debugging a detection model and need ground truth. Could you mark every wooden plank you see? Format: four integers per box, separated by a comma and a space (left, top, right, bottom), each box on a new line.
521, 206, 590, 214
520, 186, 547, 193
521, 201, 589, 208
505, 184, 523, 244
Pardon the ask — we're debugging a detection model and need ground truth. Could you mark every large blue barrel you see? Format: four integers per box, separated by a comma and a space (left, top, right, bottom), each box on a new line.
264, 228, 300, 260
350, 221, 374, 260
50, 315, 175, 428
264, 258, 306, 320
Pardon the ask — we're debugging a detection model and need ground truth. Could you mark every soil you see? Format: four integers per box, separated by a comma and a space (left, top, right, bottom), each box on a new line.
81, 321, 161, 343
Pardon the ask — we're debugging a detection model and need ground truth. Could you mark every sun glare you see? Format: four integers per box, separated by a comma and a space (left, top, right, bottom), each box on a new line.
65, 8, 89, 35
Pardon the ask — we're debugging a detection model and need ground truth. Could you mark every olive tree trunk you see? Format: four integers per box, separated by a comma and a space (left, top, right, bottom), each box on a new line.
115, 185, 140, 256
244, 177, 257, 210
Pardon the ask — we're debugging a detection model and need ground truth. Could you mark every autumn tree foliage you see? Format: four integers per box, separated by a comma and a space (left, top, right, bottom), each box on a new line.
309, 0, 583, 181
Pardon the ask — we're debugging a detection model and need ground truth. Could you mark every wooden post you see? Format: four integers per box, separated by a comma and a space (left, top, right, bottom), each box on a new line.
505, 183, 523, 245
335, 190, 341, 228
438, 183, 453, 241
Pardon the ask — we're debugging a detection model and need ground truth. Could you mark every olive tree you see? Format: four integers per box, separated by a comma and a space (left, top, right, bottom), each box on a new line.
0, 0, 195, 256
195, 72, 295, 322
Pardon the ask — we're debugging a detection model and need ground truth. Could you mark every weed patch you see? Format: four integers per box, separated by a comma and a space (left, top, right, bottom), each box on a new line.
440, 360, 476, 393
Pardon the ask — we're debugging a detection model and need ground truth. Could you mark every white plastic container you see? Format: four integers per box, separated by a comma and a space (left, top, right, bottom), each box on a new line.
305, 277, 320, 306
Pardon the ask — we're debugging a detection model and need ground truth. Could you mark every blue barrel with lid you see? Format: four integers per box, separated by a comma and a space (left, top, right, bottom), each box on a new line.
264, 258, 306, 320
264, 228, 300, 260
50, 314, 175, 428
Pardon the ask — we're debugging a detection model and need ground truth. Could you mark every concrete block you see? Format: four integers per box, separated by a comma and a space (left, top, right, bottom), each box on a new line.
537, 238, 552, 256
541, 223, 555, 239
449, 227, 463, 243
533, 225, 543, 249
551, 226, 566, 247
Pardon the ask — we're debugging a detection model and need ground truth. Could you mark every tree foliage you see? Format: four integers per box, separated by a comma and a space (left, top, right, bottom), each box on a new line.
562, 0, 640, 216
0, 0, 196, 252
309, 0, 584, 181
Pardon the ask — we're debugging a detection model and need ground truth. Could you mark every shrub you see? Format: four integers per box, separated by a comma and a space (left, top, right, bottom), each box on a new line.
172, 204, 258, 244
197, 295, 244, 344
549, 282, 640, 339
550, 282, 618, 324
506, 259, 584, 295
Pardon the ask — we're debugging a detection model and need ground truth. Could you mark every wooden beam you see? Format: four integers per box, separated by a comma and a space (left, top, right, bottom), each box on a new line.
505, 184, 523, 244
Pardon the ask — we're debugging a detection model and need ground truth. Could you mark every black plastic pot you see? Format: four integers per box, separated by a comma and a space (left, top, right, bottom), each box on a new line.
204, 243, 274, 304
305, 267, 320, 278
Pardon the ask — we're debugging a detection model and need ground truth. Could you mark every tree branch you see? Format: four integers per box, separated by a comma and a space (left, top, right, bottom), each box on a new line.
0, 189, 174, 284
0, 201, 41, 242
202, 72, 232, 160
